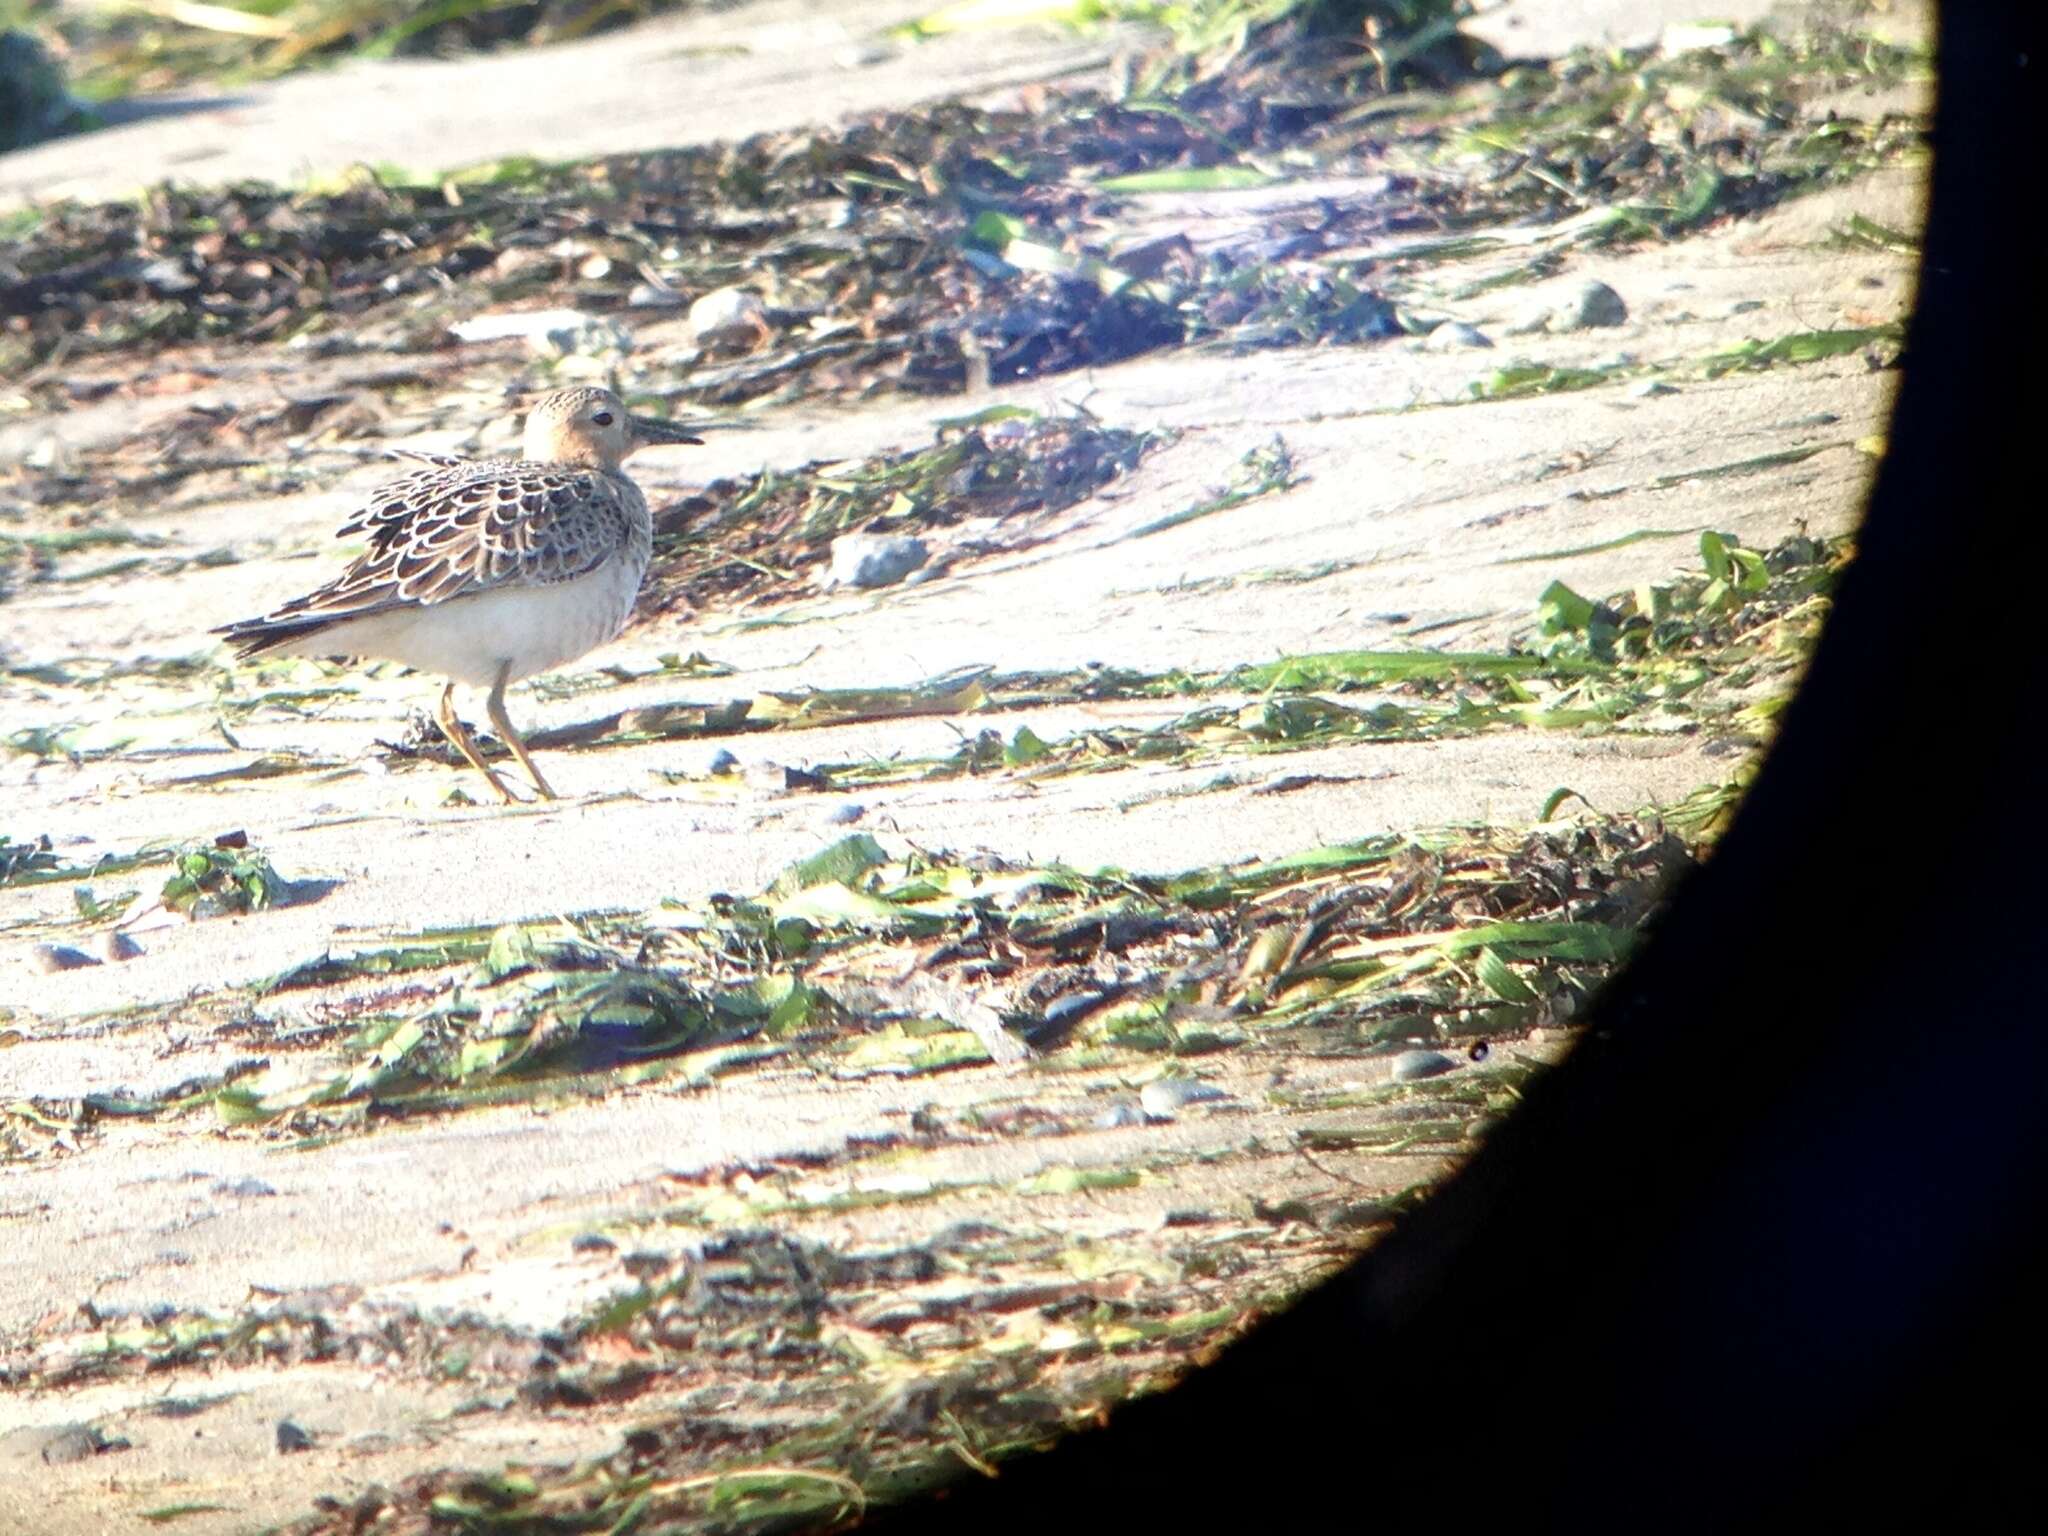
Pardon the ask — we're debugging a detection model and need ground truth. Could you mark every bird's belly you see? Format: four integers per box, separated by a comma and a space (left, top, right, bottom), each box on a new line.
295, 557, 646, 687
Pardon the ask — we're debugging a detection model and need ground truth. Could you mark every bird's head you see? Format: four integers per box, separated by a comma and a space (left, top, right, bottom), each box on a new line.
522, 388, 704, 471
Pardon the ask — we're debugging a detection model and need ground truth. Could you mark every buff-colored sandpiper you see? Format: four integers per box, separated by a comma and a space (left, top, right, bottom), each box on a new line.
215, 387, 701, 803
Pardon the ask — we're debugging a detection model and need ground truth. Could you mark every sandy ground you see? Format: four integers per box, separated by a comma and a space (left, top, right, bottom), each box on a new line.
0, 0, 1930, 1530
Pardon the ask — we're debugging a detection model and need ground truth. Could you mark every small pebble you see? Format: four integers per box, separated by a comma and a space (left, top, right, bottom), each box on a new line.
1629, 379, 1677, 398
824, 802, 866, 825
275, 1420, 313, 1454
1092, 1100, 1147, 1130
21, 435, 70, 472
38, 1424, 125, 1465
32, 944, 98, 974
1028, 990, 1117, 1049
546, 316, 633, 357
211, 1177, 276, 1198
620, 1251, 673, 1281
1550, 279, 1628, 331
741, 760, 793, 796
1140, 1077, 1233, 1120
137, 258, 196, 294
706, 749, 740, 776
486, 247, 549, 281
687, 286, 766, 348
827, 533, 928, 590
1253, 772, 1321, 796
98, 930, 141, 962
1391, 1049, 1459, 1083
1424, 320, 1494, 351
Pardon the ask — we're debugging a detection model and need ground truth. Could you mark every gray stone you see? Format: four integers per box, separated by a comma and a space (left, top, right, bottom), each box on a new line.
546, 316, 634, 357
32, 943, 98, 973
211, 1176, 277, 1198
1424, 320, 1495, 351
828, 533, 929, 590
687, 286, 767, 348
1092, 1100, 1147, 1130
824, 802, 867, 825
1550, 279, 1628, 331
836, 42, 897, 69
741, 760, 827, 795
138, 258, 197, 295
1140, 1077, 1233, 1119
20, 433, 69, 471
1391, 1049, 1459, 1083
98, 930, 141, 962
34, 1424, 126, 1464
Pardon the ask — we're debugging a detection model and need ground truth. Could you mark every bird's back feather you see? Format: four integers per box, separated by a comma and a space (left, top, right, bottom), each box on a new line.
214, 453, 646, 651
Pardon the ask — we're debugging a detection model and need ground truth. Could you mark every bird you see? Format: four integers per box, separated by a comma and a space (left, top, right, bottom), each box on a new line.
214, 387, 702, 803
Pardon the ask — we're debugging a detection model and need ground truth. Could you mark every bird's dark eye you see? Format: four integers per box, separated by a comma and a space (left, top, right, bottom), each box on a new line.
592, 411, 615, 427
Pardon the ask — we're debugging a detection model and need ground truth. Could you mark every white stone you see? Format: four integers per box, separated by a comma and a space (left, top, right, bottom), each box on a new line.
827, 533, 928, 590
688, 286, 767, 348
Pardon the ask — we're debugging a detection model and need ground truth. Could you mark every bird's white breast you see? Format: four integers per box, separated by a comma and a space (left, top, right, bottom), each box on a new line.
275, 547, 650, 688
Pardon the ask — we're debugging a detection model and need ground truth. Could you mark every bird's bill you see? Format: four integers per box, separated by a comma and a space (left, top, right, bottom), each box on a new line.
628, 415, 706, 448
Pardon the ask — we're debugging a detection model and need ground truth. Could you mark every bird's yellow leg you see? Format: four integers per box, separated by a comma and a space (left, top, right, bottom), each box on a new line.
485, 665, 557, 801
437, 682, 519, 804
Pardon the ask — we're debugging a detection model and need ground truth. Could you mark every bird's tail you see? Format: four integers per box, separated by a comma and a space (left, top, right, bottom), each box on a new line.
211, 613, 333, 659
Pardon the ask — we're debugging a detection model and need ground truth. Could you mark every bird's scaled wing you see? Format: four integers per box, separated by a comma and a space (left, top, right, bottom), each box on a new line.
272, 460, 629, 621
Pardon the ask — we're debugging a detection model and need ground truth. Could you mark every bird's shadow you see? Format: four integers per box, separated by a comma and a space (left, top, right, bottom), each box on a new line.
84, 93, 251, 131
278, 877, 344, 909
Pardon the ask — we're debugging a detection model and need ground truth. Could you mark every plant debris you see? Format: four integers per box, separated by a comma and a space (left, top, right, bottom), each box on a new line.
182, 787, 1693, 1136
379, 529, 1844, 786
160, 841, 287, 917
643, 408, 1152, 615
0, 10, 1923, 409
5, 0, 706, 99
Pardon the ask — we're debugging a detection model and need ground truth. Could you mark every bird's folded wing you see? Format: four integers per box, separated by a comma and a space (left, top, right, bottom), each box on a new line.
273, 462, 627, 620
